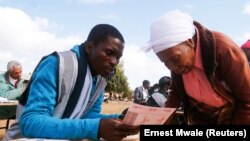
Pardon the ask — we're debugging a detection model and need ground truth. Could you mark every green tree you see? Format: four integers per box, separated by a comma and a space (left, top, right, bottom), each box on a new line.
105, 61, 131, 99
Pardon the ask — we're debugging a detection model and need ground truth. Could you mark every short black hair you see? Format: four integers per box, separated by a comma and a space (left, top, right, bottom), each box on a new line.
143, 80, 150, 86
158, 76, 171, 88
87, 24, 124, 46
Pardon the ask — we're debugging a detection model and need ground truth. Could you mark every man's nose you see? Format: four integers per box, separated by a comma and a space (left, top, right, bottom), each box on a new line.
17, 73, 22, 77
110, 57, 118, 65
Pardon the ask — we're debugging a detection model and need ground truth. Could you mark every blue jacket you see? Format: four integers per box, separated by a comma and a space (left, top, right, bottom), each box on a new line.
19, 45, 120, 140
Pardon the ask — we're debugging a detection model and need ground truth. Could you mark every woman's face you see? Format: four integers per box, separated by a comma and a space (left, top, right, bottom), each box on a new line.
156, 39, 196, 74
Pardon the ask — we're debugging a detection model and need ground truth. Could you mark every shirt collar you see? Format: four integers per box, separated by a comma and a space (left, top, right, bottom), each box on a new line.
9, 75, 16, 85
193, 28, 204, 70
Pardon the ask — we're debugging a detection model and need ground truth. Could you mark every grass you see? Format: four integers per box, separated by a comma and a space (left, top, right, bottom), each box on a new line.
101, 100, 131, 114
0, 100, 132, 140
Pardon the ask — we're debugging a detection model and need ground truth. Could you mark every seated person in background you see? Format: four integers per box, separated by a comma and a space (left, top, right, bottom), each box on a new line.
147, 76, 171, 107
103, 93, 109, 103
133, 80, 150, 105
0, 60, 24, 100
148, 83, 159, 96
241, 39, 250, 65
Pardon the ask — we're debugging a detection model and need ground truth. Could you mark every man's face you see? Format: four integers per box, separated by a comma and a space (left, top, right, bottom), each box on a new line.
143, 83, 150, 90
156, 39, 195, 74
86, 36, 124, 77
9, 66, 22, 80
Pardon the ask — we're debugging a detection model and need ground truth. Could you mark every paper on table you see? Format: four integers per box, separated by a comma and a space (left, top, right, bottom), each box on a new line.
0, 97, 17, 103
123, 103, 176, 126
0, 97, 9, 102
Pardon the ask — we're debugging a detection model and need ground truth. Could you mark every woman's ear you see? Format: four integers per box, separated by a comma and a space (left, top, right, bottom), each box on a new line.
85, 42, 94, 54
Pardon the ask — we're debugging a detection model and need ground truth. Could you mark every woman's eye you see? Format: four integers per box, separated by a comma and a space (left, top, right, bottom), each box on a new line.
171, 56, 180, 63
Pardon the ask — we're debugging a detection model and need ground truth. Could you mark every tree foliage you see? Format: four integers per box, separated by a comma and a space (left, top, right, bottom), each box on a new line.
105, 61, 132, 98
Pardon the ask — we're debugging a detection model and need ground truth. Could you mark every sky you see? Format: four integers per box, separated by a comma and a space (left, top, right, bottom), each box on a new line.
0, 0, 250, 90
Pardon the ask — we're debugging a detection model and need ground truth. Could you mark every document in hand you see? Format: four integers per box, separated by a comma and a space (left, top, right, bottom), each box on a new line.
123, 103, 176, 126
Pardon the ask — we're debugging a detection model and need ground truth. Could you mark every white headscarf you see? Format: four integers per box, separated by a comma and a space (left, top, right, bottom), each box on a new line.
143, 10, 195, 53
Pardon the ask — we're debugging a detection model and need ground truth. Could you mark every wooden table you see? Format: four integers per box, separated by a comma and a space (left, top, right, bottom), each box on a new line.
0, 101, 18, 106
0, 101, 18, 130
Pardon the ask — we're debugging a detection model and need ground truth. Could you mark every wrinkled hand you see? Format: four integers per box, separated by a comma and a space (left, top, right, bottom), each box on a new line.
99, 118, 139, 141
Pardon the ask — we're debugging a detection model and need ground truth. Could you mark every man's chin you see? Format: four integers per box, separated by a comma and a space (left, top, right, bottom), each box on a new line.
100, 72, 109, 78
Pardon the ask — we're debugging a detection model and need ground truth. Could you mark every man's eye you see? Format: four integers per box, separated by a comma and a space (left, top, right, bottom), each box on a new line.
106, 50, 112, 56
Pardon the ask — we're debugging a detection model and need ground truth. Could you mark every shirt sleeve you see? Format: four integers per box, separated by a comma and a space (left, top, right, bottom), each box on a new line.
0, 83, 23, 100
19, 55, 100, 140
214, 31, 250, 124
152, 93, 167, 107
134, 87, 144, 103
0, 84, 23, 100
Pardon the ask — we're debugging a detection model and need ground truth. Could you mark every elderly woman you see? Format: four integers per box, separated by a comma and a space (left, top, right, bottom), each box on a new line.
144, 10, 250, 124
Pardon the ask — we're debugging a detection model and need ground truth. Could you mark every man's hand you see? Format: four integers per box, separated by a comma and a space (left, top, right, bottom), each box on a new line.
140, 100, 147, 105
119, 108, 128, 120
99, 118, 139, 141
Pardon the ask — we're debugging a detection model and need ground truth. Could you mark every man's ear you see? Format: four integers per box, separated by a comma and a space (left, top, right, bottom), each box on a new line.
85, 42, 94, 54
186, 39, 194, 49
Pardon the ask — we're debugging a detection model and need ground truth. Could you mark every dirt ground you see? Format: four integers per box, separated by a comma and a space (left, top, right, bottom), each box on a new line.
0, 100, 132, 140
